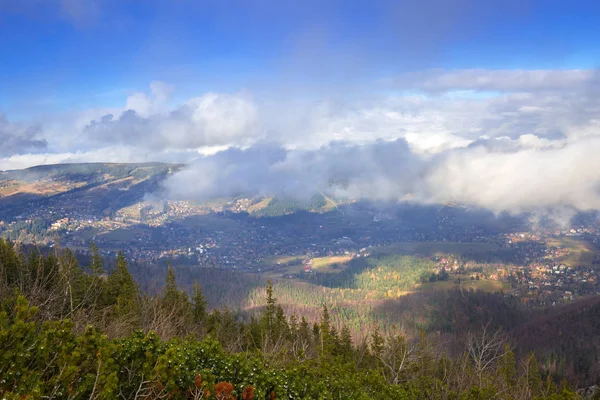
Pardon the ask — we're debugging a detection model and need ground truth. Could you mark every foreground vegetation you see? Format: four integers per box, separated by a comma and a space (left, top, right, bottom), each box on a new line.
0, 239, 593, 399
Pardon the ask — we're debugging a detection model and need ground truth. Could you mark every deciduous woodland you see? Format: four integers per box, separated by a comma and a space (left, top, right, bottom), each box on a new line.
0, 239, 594, 399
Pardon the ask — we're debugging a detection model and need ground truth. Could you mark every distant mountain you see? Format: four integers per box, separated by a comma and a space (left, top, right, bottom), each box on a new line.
1, 162, 183, 182
0, 162, 183, 220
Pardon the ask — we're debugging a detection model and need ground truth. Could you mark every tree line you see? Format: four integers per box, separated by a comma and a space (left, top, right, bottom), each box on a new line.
0, 238, 591, 399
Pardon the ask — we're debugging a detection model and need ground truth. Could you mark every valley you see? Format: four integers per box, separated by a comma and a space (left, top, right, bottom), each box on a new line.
3, 163, 600, 387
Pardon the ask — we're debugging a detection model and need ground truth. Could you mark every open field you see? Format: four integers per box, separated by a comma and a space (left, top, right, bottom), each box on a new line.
260, 254, 354, 279
311, 255, 353, 272
546, 236, 599, 267
176, 214, 239, 230
263, 255, 303, 266
248, 197, 272, 213
320, 194, 339, 212
0, 180, 83, 197
98, 226, 150, 241
118, 205, 142, 220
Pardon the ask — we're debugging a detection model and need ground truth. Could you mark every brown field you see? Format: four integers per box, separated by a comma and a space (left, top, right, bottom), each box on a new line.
118, 205, 142, 220
93, 176, 134, 190
0, 180, 83, 197
248, 197, 272, 213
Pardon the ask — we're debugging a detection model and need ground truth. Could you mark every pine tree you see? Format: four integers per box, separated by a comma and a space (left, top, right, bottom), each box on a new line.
162, 264, 179, 308
263, 280, 276, 331
340, 324, 353, 359
289, 314, 298, 336
319, 305, 335, 357
498, 344, 517, 389
104, 252, 140, 325
192, 281, 208, 324
259, 281, 279, 345
525, 352, 543, 396
162, 264, 192, 325
298, 317, 311, 342
89, 242, 104, 275
320, 305, 331, 336
371, 325, 384, 358
275, 305, 289, 338
312, 322, 320, 342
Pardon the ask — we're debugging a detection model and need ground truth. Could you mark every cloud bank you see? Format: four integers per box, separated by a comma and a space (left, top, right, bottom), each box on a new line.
0, 114, 48, 157
2, 68, 600, 216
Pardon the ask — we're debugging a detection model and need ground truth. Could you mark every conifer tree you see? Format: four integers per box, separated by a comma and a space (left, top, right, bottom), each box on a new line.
371, 325, 384, 358
192, 281, 208, 324
289, 314, 298, 336
340, 324, 353, 359
525, 352, 543, 396
319, 305, 335, 357
104, 252, 141, 326
89, 242, 103, 275
162, 264, 192, 327
262, 280, 276, 332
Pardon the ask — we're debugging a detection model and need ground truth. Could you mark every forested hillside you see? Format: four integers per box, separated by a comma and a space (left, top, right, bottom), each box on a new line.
0, 239, 592, 399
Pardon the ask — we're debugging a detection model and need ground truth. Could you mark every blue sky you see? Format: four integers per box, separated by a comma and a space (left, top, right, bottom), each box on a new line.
1, 0, 599, 115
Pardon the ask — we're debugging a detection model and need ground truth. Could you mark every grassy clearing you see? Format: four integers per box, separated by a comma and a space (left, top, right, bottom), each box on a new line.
0, 180, 78, 197
311, 255, 353, 272
546, 237, 599, 266
248, 197, 272, 213
118, 205, 142, 220
320, 194, 339, 212
73, 227, 100, 241
259, 255, 304, 279
263, 255, 303, 266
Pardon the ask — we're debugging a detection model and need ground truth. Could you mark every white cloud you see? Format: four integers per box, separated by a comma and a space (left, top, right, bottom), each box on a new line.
425, 137, 600, 212
2, 68, 600, 216
391, 69, 597, 93
0, 114, 47, 157
124, 81, 174, 118
85, 90, 260, 150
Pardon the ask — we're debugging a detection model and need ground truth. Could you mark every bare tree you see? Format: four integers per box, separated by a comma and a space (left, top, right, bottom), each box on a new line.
466, 322, 510, 386
376, 332, 415, 384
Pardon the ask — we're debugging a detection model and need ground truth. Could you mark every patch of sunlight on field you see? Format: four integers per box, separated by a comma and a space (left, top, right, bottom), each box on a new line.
248, 197, 272, 213
263, 255, 303, 266
311, 255, 353, 272
546, 237, 599, 267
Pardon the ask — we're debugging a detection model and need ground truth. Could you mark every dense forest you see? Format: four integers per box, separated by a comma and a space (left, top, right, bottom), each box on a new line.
110, 250, 600, 390
0, 238, 597, 399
